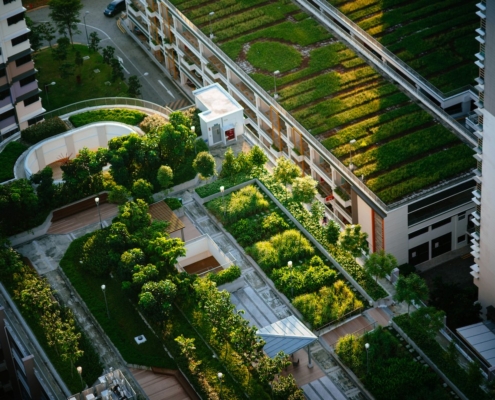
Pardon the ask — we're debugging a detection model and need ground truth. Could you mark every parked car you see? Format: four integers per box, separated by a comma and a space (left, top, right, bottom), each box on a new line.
104, 0, 126, 17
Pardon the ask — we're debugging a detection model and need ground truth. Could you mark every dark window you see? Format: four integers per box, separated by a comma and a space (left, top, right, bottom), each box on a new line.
0, 108, 15, 121
409, 242, 429, 266
12, 33, 28, 47
0, 69, 5, 78
27, 115, 43, 126
458, 212, 466, 220
432, 218, 451, 230
457, 235, 466, 244
0, 89, 9, 101
23, 94, 39, 107
19, 74, 35, 87
431, 233, 452, 259
408, 227, 429, 239
15, 54, 31, 67
3, 0, 16, 4
7, 12, 24, 26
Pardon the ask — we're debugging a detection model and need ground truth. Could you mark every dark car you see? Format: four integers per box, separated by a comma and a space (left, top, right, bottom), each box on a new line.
104, 0, 125, 17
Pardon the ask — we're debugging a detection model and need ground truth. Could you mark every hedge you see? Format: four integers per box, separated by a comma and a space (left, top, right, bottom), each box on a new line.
0, 141, 27, 182
21, 117, 68, 145
205, 265, 242, 285
69, 109, 146, 127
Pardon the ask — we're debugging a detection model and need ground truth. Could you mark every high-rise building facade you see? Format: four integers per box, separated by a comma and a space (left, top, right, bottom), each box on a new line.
0, 0, 44, 141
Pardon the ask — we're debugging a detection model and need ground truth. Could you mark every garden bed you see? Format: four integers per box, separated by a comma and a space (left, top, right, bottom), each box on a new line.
0, 141, 27, 182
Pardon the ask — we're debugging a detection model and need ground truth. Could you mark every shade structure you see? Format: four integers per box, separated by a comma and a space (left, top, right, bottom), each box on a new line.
148, 201, 185, 234
257, 315, 317, 358
457, 321, 495, 367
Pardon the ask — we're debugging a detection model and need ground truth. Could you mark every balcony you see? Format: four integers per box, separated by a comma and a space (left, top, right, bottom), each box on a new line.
470, 263, 480, 279
233, 81, 255, 105
207, 55, 226, 78
180, 29, 199, 51
334, 185, 351, 208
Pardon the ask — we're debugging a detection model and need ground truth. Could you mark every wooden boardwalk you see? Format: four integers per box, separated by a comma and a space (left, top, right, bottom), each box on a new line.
321, 316, 374, 348
129, 368, 194, 400
281, 348, 325, 386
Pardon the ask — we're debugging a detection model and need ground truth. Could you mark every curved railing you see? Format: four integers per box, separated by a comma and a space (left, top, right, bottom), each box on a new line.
42, 97, 173, 120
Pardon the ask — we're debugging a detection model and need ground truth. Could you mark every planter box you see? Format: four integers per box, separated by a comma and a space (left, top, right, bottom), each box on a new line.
334, 190, 351, 208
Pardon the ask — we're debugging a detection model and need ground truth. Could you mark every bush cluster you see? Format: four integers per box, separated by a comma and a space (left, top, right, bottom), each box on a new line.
164, 197, 182, 210
206, 265, 242, 286
69, 108, 146, 127
21, 117, 68, 144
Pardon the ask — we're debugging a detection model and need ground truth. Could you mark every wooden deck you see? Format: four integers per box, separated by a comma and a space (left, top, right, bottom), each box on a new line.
366, 307, 391, 327
321, 315, 374, 348
130, 368, 193, 400
184, 256, 220, 275
170, 215, 201, 242
47, 202, 119, 234
280, 348, 325, 387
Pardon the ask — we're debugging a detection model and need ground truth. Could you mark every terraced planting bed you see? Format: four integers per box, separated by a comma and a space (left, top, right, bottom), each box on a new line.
326, 0, 478, 92
172, 0, 475, 204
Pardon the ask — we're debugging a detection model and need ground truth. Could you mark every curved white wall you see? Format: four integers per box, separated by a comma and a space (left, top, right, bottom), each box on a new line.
24, 122, 136, 181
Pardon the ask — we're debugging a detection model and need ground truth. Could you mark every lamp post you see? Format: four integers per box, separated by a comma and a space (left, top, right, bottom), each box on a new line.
191, 126, 197, 154
220, 186, 225, 219
273, 70, 280, 99
365, 342, 370, 374
349, 139, 356, 171
101, 284, 110, 318
77, 366, 83, 390
208, 11, 215, 39
44, 82, 56, 106
83, 11, 89, 46
217, 372, 223, 399
95, 197, 103, 229
288, 261, 293, 299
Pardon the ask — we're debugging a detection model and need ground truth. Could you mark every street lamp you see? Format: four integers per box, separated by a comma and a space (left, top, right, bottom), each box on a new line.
288, 261, 293, 299
101, 284, 110, 318
365, 342, 370, 374
273, 70, 280, 99
77, 366, 83, 389
191, 126, 198, 154
220, 186, 225, 219
349, 139, 356, 171
208, 11, 215, 39
217, 372, 223, 399
44, 82, 56, 107
95, 197, 103, 229
83, 11, 89, 47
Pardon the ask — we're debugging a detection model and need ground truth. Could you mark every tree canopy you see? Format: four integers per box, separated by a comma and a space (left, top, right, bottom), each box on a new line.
394, 273, 429, 313
48, 0, 83, 45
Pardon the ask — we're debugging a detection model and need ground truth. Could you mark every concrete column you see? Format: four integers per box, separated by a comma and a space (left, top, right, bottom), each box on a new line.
98, 125, 108, 148
34, 147, 46, 170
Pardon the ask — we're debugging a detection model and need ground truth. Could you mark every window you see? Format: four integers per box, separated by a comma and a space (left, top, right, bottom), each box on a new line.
19, 74, 35, 87
0, 69, 5, 78
458, 212, 466, 221
0, 108, 15, 122
457, 235, 466, 244
431, 233, 452, 259
27, 115, 43, 126
408, 227, 428, 239
0, 89, 9, 101
7, 12, 24, 26
432, 218, 451, 230
3, 0, 16, 4
15, 54, 31, 67
23, 94, 39, 107
12, 33, 28, 47
409, 242, 429, 266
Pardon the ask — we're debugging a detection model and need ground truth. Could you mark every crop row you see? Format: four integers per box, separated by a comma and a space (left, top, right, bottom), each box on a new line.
190, 0, 268, 23
350, 125, 458, 174
368, 145, 475, 202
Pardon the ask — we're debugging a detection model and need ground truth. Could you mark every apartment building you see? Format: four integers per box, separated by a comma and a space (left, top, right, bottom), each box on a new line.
124, 0, 476, 267
470, 0, 495, 314
0, 0, 44, 141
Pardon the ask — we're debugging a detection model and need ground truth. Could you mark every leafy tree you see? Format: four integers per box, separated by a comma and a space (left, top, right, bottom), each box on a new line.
273, 157, 300, 200
364, 250, 398, 282
0, 179, 39, 236
220, 147, 240, 180
113, 199, 151, 233
88, 31, 101, 52
394, 273, 429, 314
466, 361, 484, 389
325, 220, 340, 245
132, 263, 159, 287
256, 351, 290, 384
108, 185, 130, 204
158, 115, 196, 166
127, 75, 142, 98
132, 178, 154, 204
30, 166, 57, 210
110, 57, 125, 82
138, 280, 177, 321
102, 46, 115, 64
339, 224, 369, 258
26, 17, 43, 52
193, 151, 216, 180
249, 145, 268, 173
145, 234, 186, 275
157, 165, 173, 191
52, 36, 70, 61
74, 50, 83, 73
410, 307, 445, 339
39, 21, 57, 48
48, 0, 83, 45
292, 176, 317, 203
57, 311, 83, 375
272, 374, 305, 400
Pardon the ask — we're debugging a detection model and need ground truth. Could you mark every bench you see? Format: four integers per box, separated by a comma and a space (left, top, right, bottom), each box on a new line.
51, 193, 108, 222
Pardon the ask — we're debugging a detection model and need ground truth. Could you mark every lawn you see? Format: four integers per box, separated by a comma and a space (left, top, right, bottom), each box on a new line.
34, 44, 129, 111
0, 141, 27, 182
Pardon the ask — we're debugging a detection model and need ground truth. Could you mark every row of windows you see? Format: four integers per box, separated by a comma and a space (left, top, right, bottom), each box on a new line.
408, 212, 467, 240
3, 0, 16, 4
19, 74, 35, 87
0, 108, 15, 122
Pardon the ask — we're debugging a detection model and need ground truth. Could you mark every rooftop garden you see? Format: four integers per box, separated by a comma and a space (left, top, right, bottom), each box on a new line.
327, 0, 478, 92
170, 0, 476, 205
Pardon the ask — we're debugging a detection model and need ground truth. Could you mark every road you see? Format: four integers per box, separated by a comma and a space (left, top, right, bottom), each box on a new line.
27, 1, 190, 108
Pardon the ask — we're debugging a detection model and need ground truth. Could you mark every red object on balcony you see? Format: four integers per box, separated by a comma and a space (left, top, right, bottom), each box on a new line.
325, 195, 334, 202
225, 128, 235, 141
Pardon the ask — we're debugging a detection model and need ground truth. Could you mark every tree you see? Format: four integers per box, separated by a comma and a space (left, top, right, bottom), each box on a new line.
193, 151, 216, 180
364, 250, 398, 282
48, 0, 83, 45
132, 179, 154, 204
59, 61, 74, 78
325, 220, 340, 245
110, 57, 125, 82
338, 224, 369, 258
88, 31, 101, 52
39, 22, 57, 48
249, 145, 268, 174
157, 165, 173, 191
292, 176, 317, 203
108, 185, 130, 204
220, 147, 240, 180
138, 280, 177, 321
30, 166, 57, 210
102, 46, 115, 64
273, 157, 300, 201
410, 306, 445, 339
394, 273, 429, 314
113, 200, 151, 233
74, 50, 83, 70
26, 17, 43, 52
52, 36, 70, 61
127, 75, 142, 98
272, 374, 305, 400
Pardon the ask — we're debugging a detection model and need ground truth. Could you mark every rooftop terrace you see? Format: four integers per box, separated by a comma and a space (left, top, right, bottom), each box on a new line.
169, 0, 475, 204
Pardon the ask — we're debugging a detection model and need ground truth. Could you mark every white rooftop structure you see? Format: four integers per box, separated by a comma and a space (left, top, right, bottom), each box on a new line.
457, 321, 495, 367
257, 315, 317, 358
194, 84, 241, 122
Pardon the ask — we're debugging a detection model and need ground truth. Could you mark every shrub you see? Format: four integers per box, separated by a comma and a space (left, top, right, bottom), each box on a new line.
140, 113, 167, 134
261, 212, 289, 237
0, 141, 27, 182
69, 109, 146, 127
227, 185, 269, 221
108, 185, 130, 204
195, 173, 253, 198
132, 179, 154, 204
21, 117, 68, 144
164, 197, 182, 210
79, 229, 113, 277
248, 241, 280, 272
229, 218, 264, 247
206, 265, 242, 286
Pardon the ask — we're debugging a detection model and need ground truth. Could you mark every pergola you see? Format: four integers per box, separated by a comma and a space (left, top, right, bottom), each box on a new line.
148, 201, 185, 240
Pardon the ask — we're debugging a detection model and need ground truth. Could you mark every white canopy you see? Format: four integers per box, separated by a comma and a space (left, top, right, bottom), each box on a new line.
457, 321, 495, 366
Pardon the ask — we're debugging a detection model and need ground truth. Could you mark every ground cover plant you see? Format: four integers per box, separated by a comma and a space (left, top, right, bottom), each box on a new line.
0, 141, 28, 182
327, 0, 478, 92
35, 44, 129, 111
170, 0, 476, 205
69, 109, 146, 127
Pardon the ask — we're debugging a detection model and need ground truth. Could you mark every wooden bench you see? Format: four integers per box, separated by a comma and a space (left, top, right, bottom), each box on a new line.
51, 193, 108, 222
